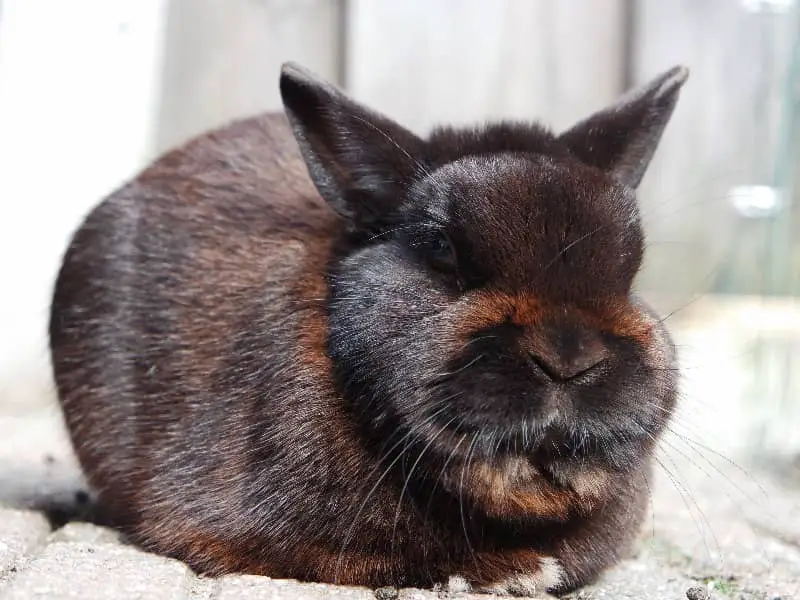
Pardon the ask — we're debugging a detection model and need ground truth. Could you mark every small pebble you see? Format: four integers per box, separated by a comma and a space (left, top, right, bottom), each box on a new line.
375, 586, 399, 600
686, 586, 710, 600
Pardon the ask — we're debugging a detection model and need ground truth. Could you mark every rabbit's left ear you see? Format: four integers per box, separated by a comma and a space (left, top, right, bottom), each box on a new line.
279, 62, 425, 228
558, 66, 689, 189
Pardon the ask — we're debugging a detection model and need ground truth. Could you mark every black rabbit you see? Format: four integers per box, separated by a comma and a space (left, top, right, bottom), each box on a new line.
49, 62, 687, 595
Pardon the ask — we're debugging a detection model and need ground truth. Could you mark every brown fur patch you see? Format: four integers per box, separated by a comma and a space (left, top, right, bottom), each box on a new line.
293, 238, 336, 374
151, 527, 268, 576
447, 291, 543, 342
594, 299, 656, 347
448, 290, 656, 351
451, 456, 605, 521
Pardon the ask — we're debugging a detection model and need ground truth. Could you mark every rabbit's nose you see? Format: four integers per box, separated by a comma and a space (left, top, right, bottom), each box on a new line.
526, 329, 608, 382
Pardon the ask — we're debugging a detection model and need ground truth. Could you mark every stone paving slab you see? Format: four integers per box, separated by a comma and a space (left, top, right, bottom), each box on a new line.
562, 558, 697, 600
49, 522, 121, 545
0, 540, 193, 600
0, 509, 50, 586
215, 575, 377, 600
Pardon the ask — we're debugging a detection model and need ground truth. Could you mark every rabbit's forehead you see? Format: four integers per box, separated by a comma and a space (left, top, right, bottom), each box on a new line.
418, 153, 642, 294
423, 152, 632, 225
422, 153, 636, 247
428, 152, 544, 189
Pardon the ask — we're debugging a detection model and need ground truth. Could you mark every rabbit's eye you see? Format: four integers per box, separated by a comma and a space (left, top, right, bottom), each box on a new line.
427, 231, 458, 273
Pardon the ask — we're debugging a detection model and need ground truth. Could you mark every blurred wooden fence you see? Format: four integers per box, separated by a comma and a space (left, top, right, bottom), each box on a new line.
154, 0, 800, 306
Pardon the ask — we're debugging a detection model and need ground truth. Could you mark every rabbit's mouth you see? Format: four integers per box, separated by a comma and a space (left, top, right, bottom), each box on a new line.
413, 381, 661, 472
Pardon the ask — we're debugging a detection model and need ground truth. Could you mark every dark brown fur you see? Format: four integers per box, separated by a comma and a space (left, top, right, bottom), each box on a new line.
49, 63, 688, 594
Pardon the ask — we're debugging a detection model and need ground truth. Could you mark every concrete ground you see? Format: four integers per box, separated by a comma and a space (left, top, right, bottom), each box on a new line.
1, 403, 799, 600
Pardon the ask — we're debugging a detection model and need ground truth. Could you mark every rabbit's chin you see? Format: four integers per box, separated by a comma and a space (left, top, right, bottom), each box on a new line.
431, 449, 619, 522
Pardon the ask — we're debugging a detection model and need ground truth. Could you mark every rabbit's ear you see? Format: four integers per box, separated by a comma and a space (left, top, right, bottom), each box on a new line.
558, 66, 688, 189
280, 62, 425, 226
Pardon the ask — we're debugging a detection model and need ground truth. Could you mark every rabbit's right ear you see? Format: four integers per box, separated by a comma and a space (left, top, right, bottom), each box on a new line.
558, 66, 689, 189
280, 62, 426, 227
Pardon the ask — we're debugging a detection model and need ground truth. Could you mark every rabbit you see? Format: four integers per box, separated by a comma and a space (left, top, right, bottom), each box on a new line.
49, 61, 687, 595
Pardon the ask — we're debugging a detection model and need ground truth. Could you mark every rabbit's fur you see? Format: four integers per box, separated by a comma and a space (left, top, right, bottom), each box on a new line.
49, 63, 687, 594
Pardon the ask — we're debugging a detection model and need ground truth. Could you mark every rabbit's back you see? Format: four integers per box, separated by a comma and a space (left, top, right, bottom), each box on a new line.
48, 112, 352, 562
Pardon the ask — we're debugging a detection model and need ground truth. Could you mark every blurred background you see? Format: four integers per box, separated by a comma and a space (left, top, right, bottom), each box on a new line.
0, 0, 798, 509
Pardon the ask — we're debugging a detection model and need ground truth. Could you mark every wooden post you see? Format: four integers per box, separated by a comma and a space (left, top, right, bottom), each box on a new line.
154, 0, 345, 153
344, 0, 627, 135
